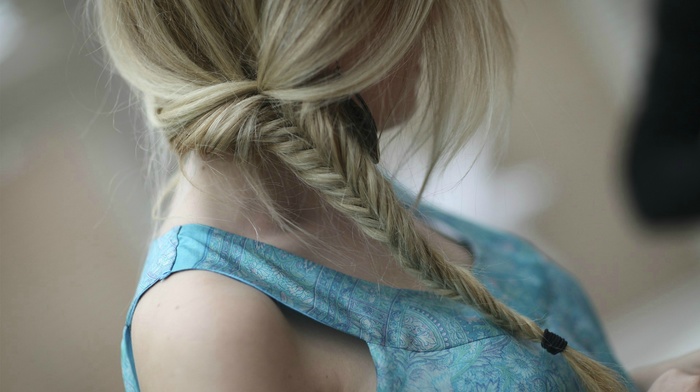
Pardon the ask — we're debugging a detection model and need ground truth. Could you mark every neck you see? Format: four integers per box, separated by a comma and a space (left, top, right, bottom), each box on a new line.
158, 154, 470, 291
159, 154, 341, 241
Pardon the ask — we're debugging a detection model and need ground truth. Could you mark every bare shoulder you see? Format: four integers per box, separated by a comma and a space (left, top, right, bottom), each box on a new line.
131, 270, 312, 392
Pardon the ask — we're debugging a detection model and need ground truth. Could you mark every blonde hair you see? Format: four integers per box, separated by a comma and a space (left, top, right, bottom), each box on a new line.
94, 1, 626, 390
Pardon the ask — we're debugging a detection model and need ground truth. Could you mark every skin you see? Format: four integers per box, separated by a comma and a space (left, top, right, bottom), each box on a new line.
132, 47, 471, 391
634, 350, 700, 392
648, 369, 700, 392
133, 166, 473, 391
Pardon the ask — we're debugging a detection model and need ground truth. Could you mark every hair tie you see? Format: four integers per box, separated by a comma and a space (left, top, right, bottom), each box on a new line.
334, 63, 380, 164
337, 94, 380, 164
541, 329, 568, 355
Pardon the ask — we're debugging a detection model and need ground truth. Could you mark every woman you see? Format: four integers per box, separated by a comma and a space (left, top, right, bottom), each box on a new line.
95, 1, 693, 391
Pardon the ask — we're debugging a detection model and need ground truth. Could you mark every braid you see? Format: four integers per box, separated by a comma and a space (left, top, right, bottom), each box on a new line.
262, 105, 627, 392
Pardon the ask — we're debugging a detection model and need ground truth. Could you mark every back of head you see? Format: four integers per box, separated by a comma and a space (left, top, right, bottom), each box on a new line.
95, 0, 511, 163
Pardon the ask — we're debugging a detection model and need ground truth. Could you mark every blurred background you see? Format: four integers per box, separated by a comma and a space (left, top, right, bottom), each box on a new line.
1, 0, 698, 390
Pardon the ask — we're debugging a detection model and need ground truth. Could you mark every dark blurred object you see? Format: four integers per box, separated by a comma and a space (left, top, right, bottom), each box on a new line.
626, 0, 700, 225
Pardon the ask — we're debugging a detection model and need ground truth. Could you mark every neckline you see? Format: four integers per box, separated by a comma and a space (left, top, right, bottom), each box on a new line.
160, 220, 496, 351
162, 209, 482, 298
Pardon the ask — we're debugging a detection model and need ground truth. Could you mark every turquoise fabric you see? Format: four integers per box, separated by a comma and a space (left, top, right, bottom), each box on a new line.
121, 200, 635, 391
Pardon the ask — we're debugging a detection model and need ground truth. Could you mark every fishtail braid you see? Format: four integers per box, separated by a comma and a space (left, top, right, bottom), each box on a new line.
263, 103, 627, 392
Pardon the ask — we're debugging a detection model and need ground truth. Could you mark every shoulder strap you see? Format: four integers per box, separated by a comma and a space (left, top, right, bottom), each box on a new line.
125, 227, 181, 326
127, 224, 403, 345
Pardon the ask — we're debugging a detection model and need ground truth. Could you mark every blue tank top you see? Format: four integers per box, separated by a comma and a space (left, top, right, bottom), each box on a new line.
121, 199, 635, 391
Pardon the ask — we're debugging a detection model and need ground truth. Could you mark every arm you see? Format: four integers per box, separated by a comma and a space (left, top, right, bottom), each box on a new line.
631, 349, 700, 391
130, 270, 319, 392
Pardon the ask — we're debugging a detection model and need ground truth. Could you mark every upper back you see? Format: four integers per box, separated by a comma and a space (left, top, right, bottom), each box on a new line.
130, 269, 335, 391
121, 204, 635, 391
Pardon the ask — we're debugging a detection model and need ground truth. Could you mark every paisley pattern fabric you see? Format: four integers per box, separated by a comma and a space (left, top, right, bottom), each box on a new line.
121, 197, 635, 391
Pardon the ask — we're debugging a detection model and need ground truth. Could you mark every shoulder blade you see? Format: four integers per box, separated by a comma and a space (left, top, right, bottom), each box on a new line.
131, 270, 312, 391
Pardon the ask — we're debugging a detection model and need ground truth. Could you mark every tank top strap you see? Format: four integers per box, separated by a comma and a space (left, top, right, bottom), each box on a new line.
125, 228, 180, 326
124, 181, 459, 329
127, 224, 411, 346
124, 184, 502, 349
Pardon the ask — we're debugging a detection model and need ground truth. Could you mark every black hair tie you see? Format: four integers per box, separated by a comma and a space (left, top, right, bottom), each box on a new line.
541, 329, 568, 355
339, 94, 380, 164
